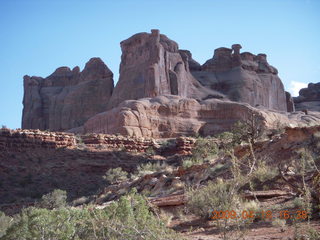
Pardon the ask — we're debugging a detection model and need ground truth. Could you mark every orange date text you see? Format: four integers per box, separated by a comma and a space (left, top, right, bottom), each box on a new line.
210, 210, 309, 220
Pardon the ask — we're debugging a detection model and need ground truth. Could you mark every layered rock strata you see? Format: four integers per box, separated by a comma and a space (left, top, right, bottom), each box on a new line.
22, 58, 114, 131
0, 128, 75, 150
0, 128, 195, 154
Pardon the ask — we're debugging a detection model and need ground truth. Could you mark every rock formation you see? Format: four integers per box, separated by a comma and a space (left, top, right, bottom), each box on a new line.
107, 30, 222, 109
285, 91, 295, 112
190, 45, 287, 111
22, 30, 309, 138
294, 82, 320, 112
84, 95, 320, 138
22, 58, 114, 131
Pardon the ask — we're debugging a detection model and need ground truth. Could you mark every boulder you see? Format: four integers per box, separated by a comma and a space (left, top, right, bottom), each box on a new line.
294, 82, 320, 112
22, 58, 114, 131
191, 45, 287, 111
107, 30, 223, 110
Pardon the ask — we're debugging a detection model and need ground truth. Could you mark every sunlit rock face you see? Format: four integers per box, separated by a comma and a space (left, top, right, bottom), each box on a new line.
107, 29, 222, 110
84, 95, 320, 138
22, 58, 114, 131
22, 30, 295, 138
190, 44, 288, 112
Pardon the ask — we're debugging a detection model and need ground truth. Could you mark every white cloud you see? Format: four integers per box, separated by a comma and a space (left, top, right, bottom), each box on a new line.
289, 81, 308, 97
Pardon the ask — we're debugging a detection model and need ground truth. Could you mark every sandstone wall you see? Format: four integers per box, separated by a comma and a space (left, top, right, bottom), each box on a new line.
191, 45, 287, 111
107, 30, 222, 109
84, 95, 320, 138
0, 128, 76, 150
0, 128, 195, 154
81, 134, 154, 152
22, 58, 114, 131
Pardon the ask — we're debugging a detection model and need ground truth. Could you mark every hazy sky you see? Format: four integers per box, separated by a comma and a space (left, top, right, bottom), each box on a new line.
0, 0, 319, 129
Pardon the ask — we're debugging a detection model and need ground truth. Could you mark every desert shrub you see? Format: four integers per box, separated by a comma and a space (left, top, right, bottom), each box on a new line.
2, 189, 181, 240
292, 197, 304, 208
187, 179, 242, 219
40, 189, 67, 209
216, 131, 234, 150
103, 167, 128, 184
145, 146, 156, 155
135, 161, 172, 177
271, 218, 286, 231
187, 179, 253, 240
158, 139, 176, 152
2, 207, 75, 240
306, 226, 320, 240
241, 200, 261, 221
253, 161, 278, 183
290, 149, 318, 216
182, 137, 218, 169
192, 137, 218, 161
231, 111, 264, 145
182, 158, 202, 169
207, 163, 230, 177
0, 212, 12, 238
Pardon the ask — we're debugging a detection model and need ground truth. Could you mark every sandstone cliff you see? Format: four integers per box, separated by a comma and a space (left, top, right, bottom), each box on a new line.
22, 58, 114, 131
294, 82, 320, 111
84, 95, 320, 138
107, 30, 223, 110
190, 45, 287, 111
22, 30, 310, 138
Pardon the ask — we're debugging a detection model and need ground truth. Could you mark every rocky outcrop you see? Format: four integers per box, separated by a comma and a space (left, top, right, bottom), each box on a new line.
21, 30, 303, 138
0, 127, 195, 156
107, 30, 223, 109
84, 95, 320, 138
294, 82, 320, 112
286, 91, 295, 112
0, 127, 204, 211
81, 134, 155, 152
191, 44, 287, 111
22, 58, 114, 131
0, 128, 76, 150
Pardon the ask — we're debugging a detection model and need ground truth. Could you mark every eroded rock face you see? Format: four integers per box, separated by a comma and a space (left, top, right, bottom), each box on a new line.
191, 45, 287, 111
107, 30, 222, 109
84, 95, 320, 138
286, 91, 295, 112
22, 58, 114, 131
294, 82, 320, 112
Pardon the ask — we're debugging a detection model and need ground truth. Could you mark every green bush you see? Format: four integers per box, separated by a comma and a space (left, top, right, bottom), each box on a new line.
182, 158, 202, 169
253, 161, 278, 183
271, 218, 286, 230
192, 137, 218, 161
103, 167, 128, 184
182, 137, 218, 169
187, 179, 242, 219
136, 162, 168, 177
1, 189, 180, 240
306, 226, 320, 240
40, 189, 67, 209
187, 179, 252, 240
0, 212, 12, 238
